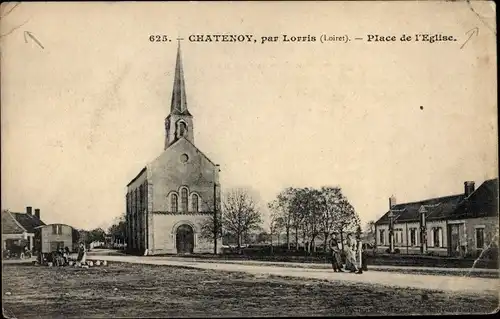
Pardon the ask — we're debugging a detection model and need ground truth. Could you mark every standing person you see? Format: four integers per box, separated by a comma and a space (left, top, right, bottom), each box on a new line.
77, 242, 87, 264
329, 234, 342, 272
357, 238, 366, 272
346, 234, 362, 274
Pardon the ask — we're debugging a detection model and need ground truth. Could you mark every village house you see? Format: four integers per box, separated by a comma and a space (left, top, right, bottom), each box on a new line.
374, 178, 499, 258
2, 207, 45, 253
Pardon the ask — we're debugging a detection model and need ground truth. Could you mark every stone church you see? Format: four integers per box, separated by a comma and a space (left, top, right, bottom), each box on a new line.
125, 44, 222, 255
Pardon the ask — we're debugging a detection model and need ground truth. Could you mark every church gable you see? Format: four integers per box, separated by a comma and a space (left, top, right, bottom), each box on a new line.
149, 137, 218, 213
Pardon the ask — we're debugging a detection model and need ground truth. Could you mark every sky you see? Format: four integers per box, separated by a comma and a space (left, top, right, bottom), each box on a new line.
1, 2, 497, 231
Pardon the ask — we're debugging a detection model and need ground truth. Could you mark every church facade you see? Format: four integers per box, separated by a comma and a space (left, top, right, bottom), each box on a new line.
125, 45, 222, 255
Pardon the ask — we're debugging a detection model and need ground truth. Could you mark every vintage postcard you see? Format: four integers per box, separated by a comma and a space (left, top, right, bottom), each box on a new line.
1, 1, 498, 317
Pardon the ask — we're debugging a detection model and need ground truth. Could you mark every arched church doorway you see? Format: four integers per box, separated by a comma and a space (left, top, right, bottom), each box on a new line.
176, 224, 194, 254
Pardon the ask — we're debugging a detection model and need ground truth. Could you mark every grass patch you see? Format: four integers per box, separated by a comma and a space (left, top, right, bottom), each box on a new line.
2, 263, 498, 318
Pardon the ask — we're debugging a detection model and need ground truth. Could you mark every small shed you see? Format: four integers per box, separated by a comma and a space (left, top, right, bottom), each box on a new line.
36, 224, 78, 253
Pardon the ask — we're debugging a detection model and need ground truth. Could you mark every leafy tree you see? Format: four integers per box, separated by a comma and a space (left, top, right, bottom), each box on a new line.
318, 186, 343, 250
332, 196, 360, 250
267, 211, 282, 253
362, 220, 377, 245
256, 231, 269, 244
108, 215, 127, 244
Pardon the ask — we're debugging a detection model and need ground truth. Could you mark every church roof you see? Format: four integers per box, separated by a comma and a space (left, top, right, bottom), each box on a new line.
126, 138, 218, 188
126, 166, 147, 187
170, 42, 191, 116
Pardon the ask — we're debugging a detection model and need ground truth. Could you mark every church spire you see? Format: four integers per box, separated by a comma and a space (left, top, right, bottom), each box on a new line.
170, 41, 189, 114
164, 42, 194, 150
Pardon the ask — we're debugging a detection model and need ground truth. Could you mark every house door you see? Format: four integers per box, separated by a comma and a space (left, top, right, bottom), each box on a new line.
448, 224, 460, 257
176, 224, 194, 254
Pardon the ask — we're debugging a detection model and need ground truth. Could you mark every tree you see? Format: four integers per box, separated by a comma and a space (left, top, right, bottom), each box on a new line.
267, 210, 282, 254
288, 187, 324, 254
256, 231, 269, 244
318, 186, 343, 251
332, 196, 360, 251
79, 228, 106, 247
222, 188, 263, 250
108, 215, 127, 245
269, 188, 296, 250
362, 220, 376, 245
199, 212, 223, 244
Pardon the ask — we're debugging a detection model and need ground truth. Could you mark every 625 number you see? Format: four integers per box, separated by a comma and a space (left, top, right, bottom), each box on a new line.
149, 35, 169, 42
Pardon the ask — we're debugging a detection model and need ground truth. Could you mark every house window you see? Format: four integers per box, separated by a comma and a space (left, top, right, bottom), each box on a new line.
432, 227, 443, 247
475, 227, 485, 249
171, 194, 178, 213
394, 229, 404, 244
52, 225, 62, 235
409, 228, 417, 246
192, 194, 199, 212
379, 230, 385, 245
181, 188, 188, 212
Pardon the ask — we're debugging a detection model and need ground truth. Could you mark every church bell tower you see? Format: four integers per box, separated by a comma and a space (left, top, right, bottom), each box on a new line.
165, 42, 194, 150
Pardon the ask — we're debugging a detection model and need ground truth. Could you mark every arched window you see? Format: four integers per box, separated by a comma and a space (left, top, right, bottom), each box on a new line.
177, 121, 188, 138
171, 194, 178, 212
181, 188, 188, 212
192, 194, 199, 212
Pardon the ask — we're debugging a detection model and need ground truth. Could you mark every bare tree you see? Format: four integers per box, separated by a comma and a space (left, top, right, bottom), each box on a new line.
222, 188, 263, 250
199, 212, 223, 244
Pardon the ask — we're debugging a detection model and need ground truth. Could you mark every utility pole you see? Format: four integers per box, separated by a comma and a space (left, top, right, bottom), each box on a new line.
419, 205, 427, 254
213, 164, 220, 255
388, 210, 395, 253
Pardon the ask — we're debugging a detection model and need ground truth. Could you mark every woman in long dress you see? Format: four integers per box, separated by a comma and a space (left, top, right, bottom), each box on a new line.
345, 234, 362, 274
77, 242, 87, 264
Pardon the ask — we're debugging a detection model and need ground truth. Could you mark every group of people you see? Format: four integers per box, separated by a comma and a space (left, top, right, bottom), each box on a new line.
38, 242, 87, 267
329, 233, 366, 274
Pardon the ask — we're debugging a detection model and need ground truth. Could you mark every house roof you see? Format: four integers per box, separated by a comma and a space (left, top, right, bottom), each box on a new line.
2, 211, 26, 234
452, 178, 499, 219
12, 212, 46, 232
375, 194, 465, 225
1, 211, 46, 234
375, 178, 499, 225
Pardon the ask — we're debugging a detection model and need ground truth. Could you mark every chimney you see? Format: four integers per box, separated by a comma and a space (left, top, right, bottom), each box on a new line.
26, 206, 33, 215
34, 208, 40, 219
464, 181, 475, 197
389, 195, 397, 209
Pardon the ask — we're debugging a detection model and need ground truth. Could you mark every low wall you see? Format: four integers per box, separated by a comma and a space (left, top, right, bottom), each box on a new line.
155, 251, 498, 269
